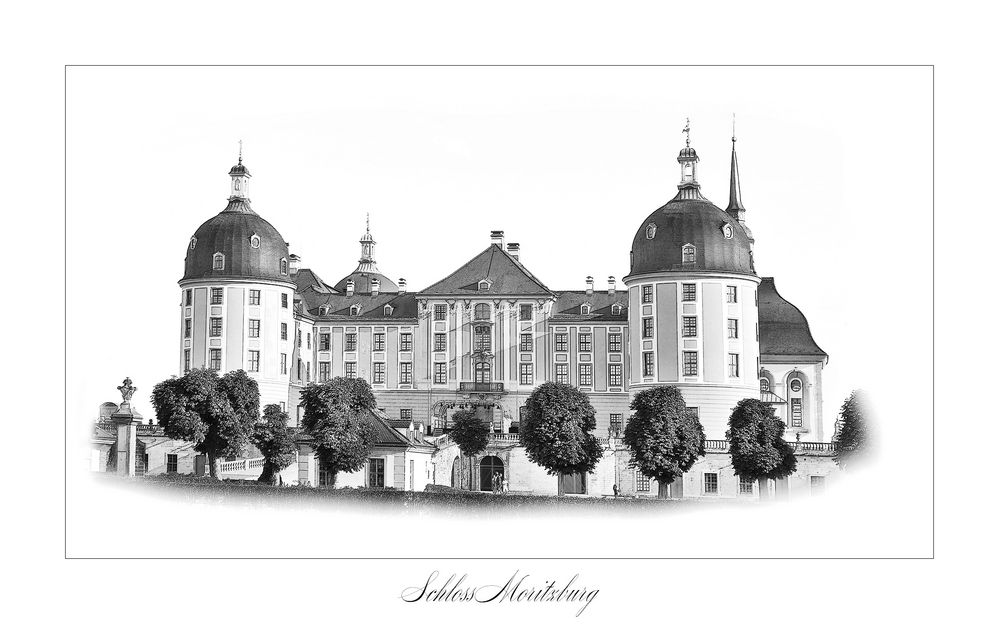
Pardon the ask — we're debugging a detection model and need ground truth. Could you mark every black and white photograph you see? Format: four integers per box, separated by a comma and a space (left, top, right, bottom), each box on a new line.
7, 2, 992, 622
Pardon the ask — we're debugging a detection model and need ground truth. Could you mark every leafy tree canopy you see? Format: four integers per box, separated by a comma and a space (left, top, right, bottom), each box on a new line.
624, 386, 706, 488
300, 377, 378, 480
834, 389, 870, 469
521, 382, 602, 476
451, 410, 490, 457
152, 368, 260, 476
726, 398, 797, 481
253, 404, 298, 484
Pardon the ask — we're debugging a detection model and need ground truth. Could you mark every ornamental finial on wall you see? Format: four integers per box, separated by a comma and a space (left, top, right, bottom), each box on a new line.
117, 378, 136, 404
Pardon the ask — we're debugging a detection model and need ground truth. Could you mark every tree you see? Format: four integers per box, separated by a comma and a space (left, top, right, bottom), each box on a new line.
521, 382, 602, 495
726, 398, 797, 499
623, 386, 706, 498
834, 390, 870, 469
152, 368, 260, 479
299, 377, 378, 487
450, 410, 490, 490
253, 404, 298, 485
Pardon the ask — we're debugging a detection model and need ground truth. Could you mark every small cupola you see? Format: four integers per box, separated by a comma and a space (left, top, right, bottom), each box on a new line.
585, 276, 594, 295
229, 141, 251, 201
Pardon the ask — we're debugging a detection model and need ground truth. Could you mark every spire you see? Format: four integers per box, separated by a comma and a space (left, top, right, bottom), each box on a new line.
357, 215, 378, 272
726, 116, 754, 243
225, 145, 255, 213
675, 117, 704, 200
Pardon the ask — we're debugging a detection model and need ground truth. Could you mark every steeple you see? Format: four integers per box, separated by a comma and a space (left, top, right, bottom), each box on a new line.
224, 142, 256, 214
676, 117, 705, 200
726, 117, 754, 243
357, 213, 378, 273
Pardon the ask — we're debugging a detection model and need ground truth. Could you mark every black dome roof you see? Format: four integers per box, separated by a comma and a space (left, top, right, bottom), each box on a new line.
627, 197, 755, 279
333, 271, 399, 294
183, 200, 293, 283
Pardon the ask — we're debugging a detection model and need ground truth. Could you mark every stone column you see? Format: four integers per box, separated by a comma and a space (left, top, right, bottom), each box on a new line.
297, 443, 316, 486
111, 402, 143, 477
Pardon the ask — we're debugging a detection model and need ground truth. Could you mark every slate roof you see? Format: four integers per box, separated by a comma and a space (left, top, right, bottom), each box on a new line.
293, 267, 417, 321
758, 277, 827, 360
419, 244, 554, 297
550, 290, 629, 323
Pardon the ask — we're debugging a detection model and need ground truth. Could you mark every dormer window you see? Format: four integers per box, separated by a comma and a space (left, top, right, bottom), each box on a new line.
721, 223, 734, 240
319, 305, 330, 316
611, 303, 623, 316
478, 279, 492, 291
384, 304, 394, 316
249, 234, 261, 249
349, 304, 361, 316
646, 223, 657, 239
212, 252, 225, 270
189, 236, 197, 250
280, 258, 288, 275
682, 244, 696, 264
581, 304, 592, 315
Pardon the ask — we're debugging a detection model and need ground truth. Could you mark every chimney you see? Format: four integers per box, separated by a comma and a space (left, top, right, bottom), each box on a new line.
607, 276, 616, 295
371, 277, 380, 296
289, 254, 301, 275
506, 242, 520, 262
490, 230, 505, 248
398, 278, 407, 294
346, 279, 355, 296
585, 276, 594, 295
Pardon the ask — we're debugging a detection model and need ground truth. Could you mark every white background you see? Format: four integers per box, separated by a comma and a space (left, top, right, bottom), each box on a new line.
3, 0, 994, 622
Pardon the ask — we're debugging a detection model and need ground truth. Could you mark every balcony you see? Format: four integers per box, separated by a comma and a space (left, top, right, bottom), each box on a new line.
458, 382, 505, 393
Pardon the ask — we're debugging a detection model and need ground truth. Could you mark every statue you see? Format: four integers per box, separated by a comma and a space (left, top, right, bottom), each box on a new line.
117, 377, 136, 404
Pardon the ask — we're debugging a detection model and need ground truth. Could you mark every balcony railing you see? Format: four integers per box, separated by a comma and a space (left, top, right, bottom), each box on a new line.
458, 382, 505, 393
701, 440, 836, 454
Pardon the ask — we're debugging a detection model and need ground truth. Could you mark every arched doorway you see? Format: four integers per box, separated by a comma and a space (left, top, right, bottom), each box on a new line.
451, 456, 461, 488
479, 456, 504, 491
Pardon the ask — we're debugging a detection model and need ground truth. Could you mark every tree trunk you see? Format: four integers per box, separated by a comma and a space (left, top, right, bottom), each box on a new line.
258, 463, 276, 486
657, 479, 669, 499
557, 474, 565, 497
208, 452, 220, 479
330, 470, 338, 488
469, 456, 474, 491
758, 477, 769, 500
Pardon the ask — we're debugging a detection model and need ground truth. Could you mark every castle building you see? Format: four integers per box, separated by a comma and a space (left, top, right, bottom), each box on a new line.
173, 129, 834, 497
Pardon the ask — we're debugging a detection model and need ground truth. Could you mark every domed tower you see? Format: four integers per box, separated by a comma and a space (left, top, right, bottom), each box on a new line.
178, 152, 296, 411
623, 123, 761, 438
333, 214, 400, 294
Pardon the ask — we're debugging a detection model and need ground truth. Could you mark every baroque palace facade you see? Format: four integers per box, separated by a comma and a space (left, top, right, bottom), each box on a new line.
162, 131, 837, 498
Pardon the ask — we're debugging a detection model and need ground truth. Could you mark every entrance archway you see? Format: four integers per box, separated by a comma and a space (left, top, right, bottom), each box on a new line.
451, 456, 461, 488
479, 456, 504, 491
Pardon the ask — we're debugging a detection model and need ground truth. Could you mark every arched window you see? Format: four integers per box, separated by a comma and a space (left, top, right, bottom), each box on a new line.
790, 379, 802, 393
189, 236, 197, 250
349, 305, 360, 316
721, 223, 734, 239
280, 258, 288, 275
760, 377, 770, 392
646, 223, 657, 239
319, 305, 330, 316
249, 234, 260, 249
786, 373, 807, 428
474, 303, 490, 320
478, 279, 491, 291
682, 244, 696, 264
581, 304, 592, 315
611, 303, 623, 315
474, 361, 491, 384
212, 252, 225, 270
479, 456, 504, 492
384, 304, 394, 316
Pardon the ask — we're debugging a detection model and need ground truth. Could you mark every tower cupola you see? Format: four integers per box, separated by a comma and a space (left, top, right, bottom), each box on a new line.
677, 118, 705, 200
228, 141, 251, 202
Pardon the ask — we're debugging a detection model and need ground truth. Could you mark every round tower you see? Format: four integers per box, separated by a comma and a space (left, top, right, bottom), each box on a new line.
178, 152, 296, 412
622, 124, 761, 438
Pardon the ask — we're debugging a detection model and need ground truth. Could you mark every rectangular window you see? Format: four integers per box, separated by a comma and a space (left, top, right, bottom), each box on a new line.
166, 454, 178, 474
578, 363, 592, 386
554, 333, 568, 352
520, 333, 533, 352
683, 351, 698, 376
319, 361, 330, 382
280, 353, 287, 375
185, 289, 192, 306
401, 408, 413, 420
519, 304, 533, 321
306, 333, 310, 349
726, 286, 738, 303
703, 472, 718, 495
184, 318, 192, 338
608, 333, 622, 352
434, 362, 447, 384
281, 293, 288, 308
609, 364, 622, 386
473, 326, 491, 351
306, 362, 310, 382
739, 475, 755, 495
209, 349, 222, 369
248, 350, 260, 372
210, 287, 223, 305
610, 413, 623, 434
344, 361, 356, 379
373, 362, 385, 384
636, 471, 650, 492
578, 333, 592, 352
682, 283, 696, 302
209, 317, 222, 337
642, 317, 654, 339
400, 333, 413, 352
810, 475, 825, 494
297, 358, 302, 380
280, 401, 285, 412
555, 363, 569, 384
434, 304, 447, 321
400, 362, 413, 385
280, 322, 288, 340
641, 284, 653, 304
368, 458, 385, 488
373, 333, 385, 351
319, 333, 330, 351
520, 363, 534, 385
248, 319, 260, 338
183, 349, 191, 373
434, 333, 446, 352
345, 334, 357, 352
728, 353, 739, 378
642, 352, 655, 377
249, 289, 260, 305
728, 318, 739, 339
791, 398, 803, 427
682, 316, 697, 337
297, 329, 301, 347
